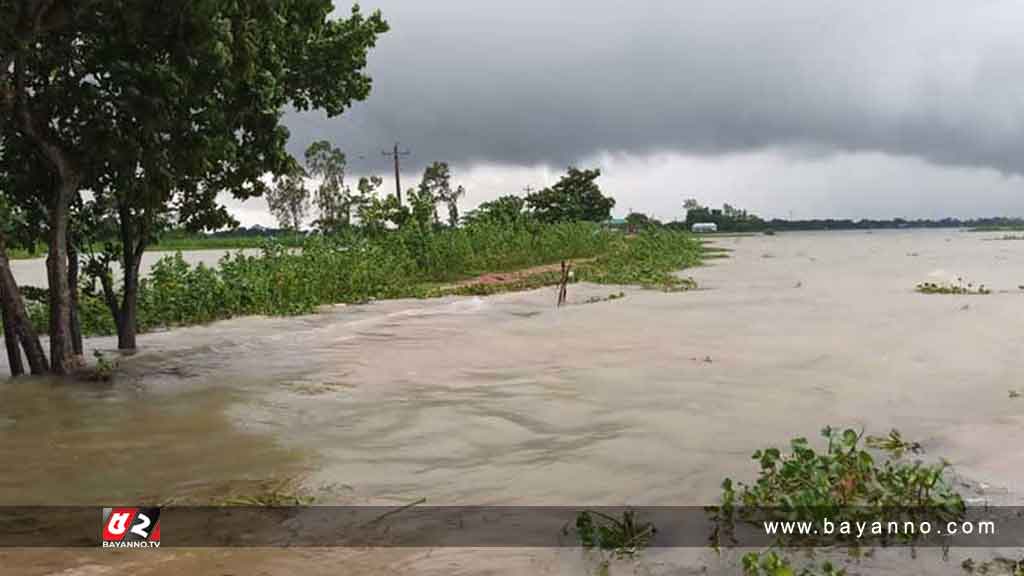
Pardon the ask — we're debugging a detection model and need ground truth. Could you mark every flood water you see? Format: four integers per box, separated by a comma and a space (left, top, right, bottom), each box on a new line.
8, 249, 257, 288
2, 229, 1023, 574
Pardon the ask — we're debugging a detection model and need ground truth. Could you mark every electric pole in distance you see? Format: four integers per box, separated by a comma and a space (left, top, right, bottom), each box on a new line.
383, 142, 411, 207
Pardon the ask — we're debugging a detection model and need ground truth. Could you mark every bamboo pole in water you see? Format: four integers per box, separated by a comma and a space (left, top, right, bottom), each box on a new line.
557, 260, 571, 307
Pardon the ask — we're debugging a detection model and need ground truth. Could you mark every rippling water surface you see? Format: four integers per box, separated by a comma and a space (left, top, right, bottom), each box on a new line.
3, 230, 1023, 574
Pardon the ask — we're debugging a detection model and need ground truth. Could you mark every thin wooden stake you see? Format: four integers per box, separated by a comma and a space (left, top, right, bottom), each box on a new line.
557, 260, 571, 307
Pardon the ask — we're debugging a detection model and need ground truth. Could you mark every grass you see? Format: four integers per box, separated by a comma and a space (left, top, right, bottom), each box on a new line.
5, 246, 40, 260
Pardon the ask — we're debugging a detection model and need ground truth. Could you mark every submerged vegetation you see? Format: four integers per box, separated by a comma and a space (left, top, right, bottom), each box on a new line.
961, 557, 1024, 575
217, 479, 316, 507
916, 279, 991, 295
864, 428, 923, 458
86, 351, 118, 383
158, 479, 315, 507
570, 510, 656, 559
584, 291, 626, 305
742, 551, 846, 576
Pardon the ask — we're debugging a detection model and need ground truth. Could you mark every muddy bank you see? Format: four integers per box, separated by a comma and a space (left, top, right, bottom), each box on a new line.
2, 229, 1023, 574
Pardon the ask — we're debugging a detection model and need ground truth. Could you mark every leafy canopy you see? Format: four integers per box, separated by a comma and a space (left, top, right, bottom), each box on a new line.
526, 167, 615, 223
463, 195, 529, 227
267, 170, 310, 232
306, 140, 353, 232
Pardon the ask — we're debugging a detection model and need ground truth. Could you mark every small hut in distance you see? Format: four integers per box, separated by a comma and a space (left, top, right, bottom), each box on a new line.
691, 222, 718, 233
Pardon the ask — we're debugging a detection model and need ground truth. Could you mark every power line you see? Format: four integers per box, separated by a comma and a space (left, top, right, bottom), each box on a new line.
382, 142, 411, 207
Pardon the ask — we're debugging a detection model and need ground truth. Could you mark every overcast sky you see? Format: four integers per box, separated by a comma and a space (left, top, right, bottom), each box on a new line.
231, 1, 1024, 226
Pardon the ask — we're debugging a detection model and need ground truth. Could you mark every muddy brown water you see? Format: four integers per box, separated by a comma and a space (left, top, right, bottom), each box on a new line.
2, 229, 1023, 574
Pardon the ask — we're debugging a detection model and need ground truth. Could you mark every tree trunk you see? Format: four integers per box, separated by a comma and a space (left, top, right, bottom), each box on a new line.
0, 240, 48, 375
12, 50, 78, 374
116, 206, 146, 351
46, 186, 76, 374
68, 239, 83, 356
0, 284, 25, 377
117, 264, 140, 350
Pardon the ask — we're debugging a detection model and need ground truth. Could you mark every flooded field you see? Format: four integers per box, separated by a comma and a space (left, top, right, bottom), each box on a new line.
2, 229, 1023, 574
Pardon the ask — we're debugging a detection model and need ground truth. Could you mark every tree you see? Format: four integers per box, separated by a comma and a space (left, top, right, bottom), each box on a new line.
626, 212, 660, 230
267, 170, 311, 232
0, 0, 89, 372
683, 198, 702, 212
354, 177, 409, 235
306, 141, 352, 232
683, 199, 713, 226
443, 186, 466, 228
412, 162, 463, 228
406, 185, 437, 229
0, 133, 52, 376
354, 175, 384, 212
95, 2, 385, 351
0, 190, 48, 376
463, 195, 529, 227
681, 199, 764, 232
407, 162, 448, 229
525, 167, 615, 223
419, 162, 465, 227
1, 1, 388, 359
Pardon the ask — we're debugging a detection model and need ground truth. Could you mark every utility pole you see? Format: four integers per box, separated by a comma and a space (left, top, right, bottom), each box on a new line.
383, 142, 411, 207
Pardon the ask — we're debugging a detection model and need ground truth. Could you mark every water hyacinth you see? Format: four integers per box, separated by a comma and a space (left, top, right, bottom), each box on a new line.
13, 223, 704, 337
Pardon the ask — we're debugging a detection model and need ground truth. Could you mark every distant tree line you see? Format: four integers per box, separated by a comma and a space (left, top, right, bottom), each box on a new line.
674, 199, 766, 232
668, 199, 1024, 232
265, 161, 618, 234
757, 217, 1024, 231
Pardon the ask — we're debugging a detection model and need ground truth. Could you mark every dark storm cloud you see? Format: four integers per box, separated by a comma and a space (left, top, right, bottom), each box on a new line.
285, 1, 1024, 175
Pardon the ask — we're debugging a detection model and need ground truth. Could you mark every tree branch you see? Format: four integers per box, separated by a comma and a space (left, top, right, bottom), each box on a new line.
12, 53, 74, 189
